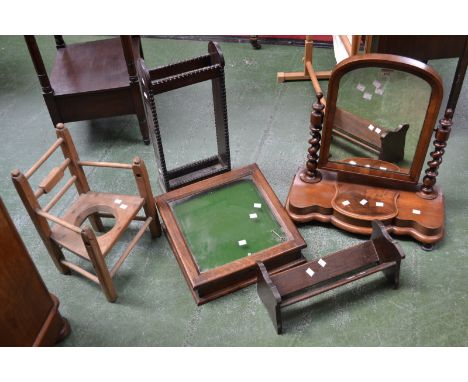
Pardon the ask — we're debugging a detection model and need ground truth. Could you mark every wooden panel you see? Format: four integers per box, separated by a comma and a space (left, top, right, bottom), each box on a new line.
50, 37, 140, 95
372, 35, 466, 61
55, 88, 134, 122
0, 198, 67, 346
156, 164, 306, 304
271, 241, 378, 296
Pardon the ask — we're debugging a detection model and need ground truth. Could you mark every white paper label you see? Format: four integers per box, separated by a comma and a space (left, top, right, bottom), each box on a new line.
376, 202, 384, 207
412, 209, 421, 215
342, 200, 350, 206
254, 203, 262, 209
360, 199, 368, 206
318, 259, 326, 267
349, 160, 357, 165
114, 199, 122, 205
363, 92, 372, 100
249, 213, 258, 219
238, 239, 247, 246
373, 80, 382, 88
375, 88, 384, 96
356, 83, 366, 92
306, 268, 315, 277
119, 204, 128, 210
368, 124, 375, 131
374, 127, 382, 134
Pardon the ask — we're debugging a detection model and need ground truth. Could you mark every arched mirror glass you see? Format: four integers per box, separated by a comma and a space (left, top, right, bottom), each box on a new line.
319, 54, 443, 185
330, 67, 431, 174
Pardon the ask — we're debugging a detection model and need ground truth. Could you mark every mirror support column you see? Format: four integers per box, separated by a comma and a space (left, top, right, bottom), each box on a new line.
420, 109, 453, 199
300, 93, 325, 184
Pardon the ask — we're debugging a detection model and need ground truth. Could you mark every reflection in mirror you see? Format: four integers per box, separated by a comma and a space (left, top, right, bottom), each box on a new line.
329, 67, 431, 174
156, 81, 217, 171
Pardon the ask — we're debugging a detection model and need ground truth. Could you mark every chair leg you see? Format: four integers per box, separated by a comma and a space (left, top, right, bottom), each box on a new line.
88, 214, 105, 232
81, 227, 117, 302
132, 157, 161, 238
383, 263, 400, 289
137, 115, 150, 145
49, 240, 71, 275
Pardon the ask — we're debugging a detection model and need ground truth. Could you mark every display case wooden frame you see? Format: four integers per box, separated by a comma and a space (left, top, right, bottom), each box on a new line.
156, 164, 307, 305
286, 54, 453, 248
257, 221, 405, 334
138, 41, 231, 192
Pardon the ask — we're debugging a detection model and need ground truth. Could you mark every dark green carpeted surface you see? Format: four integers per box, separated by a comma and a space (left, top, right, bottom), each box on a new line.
0, 36, 466, 346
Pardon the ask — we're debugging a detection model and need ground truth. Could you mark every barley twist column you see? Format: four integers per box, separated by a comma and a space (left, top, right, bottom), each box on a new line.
300, 93, 325, 183
420, 108, 454, 197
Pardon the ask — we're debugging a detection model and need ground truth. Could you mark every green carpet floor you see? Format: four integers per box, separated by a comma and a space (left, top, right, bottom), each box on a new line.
0, 36, 466, 346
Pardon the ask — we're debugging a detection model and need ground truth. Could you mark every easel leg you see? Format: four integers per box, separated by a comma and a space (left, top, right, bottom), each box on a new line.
276, 35, 329, 107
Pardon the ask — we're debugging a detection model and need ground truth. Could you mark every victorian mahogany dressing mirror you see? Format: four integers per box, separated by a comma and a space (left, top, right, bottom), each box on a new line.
286, 54, 454, 249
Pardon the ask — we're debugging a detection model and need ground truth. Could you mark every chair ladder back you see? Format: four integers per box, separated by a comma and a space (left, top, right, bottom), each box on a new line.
20, 127, 82, 214
55, 124, 91, 195
55, 124, 104, 232
36, 158, 71, 196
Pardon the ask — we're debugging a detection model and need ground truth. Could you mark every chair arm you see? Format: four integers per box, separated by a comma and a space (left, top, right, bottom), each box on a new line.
36, 210, 82, 234
77, 161, 133, 170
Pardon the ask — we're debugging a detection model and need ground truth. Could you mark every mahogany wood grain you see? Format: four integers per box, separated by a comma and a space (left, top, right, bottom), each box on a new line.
0, 197, 70, 346
420, 109, 453, 197
286, 54, 452, 246
286, 168, 445, 244
24, 36, 150, 144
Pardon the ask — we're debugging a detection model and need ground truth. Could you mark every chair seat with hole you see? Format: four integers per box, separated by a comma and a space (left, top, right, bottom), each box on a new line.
51, 192, 145, 260
12, 124, 161, 302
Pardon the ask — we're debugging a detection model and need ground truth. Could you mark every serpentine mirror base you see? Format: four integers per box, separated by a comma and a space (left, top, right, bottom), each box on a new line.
285, 168, 444, 247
